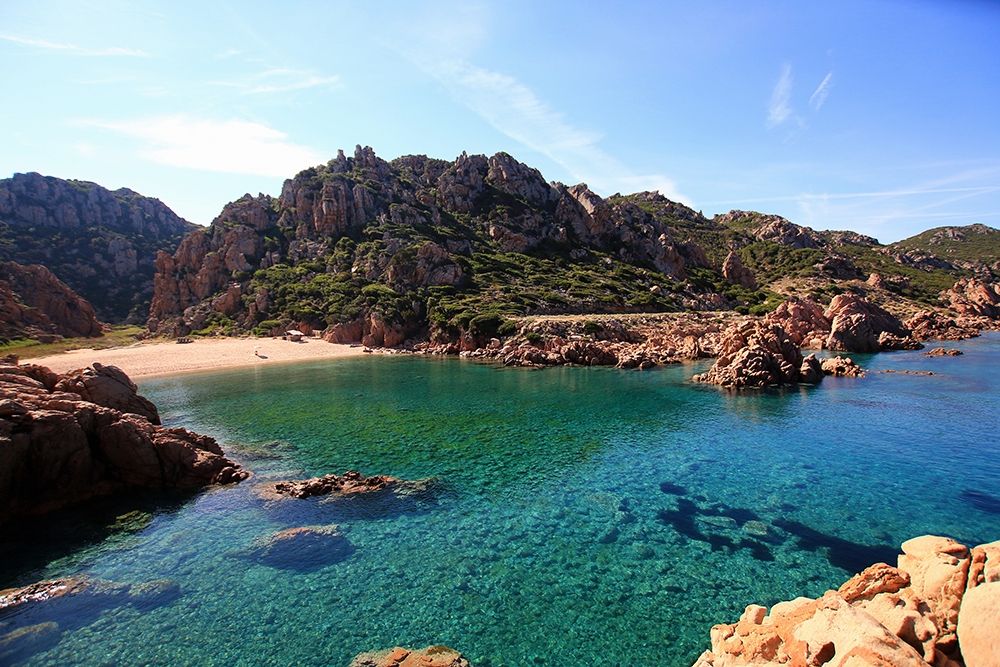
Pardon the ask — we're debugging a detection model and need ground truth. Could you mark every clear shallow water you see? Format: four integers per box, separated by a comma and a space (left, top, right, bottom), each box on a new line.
3, 334, 1000, 666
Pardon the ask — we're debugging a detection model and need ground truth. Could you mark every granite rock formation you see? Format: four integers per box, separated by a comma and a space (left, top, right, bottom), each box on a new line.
0, 172, 195, 322
823, 293, 910, 353
691, 321, 806, 388
0, 261, 102, 341
0, 361, 248, 524
350, 646, 471, 667
943, 278, 1000, 318
693, 535, 1000, 667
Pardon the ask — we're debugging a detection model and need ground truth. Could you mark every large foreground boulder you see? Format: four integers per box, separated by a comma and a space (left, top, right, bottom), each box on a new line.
693, 535, 1000, 667
0, 361, 248, 524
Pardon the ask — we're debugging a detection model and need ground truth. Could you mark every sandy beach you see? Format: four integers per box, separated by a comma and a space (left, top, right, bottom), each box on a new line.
29, 337, 367, 379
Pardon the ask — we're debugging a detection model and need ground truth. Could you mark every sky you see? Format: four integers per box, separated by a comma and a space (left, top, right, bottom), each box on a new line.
1, 0, 999, 242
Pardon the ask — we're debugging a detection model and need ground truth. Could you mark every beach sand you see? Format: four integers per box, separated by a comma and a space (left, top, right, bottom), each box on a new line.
29, 337, 367, 379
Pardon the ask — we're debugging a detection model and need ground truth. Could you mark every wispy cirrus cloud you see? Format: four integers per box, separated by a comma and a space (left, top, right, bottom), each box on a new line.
425, 59, 687, 202
210, 67, 341, 95
0, 33, 148, 57
767, 64, 794, 127
809, 72, 833, 111
82, 115, 324, 177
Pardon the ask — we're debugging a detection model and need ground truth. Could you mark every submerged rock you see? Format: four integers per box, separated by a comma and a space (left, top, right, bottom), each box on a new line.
241, 525, 354, 570
350, 645, 471, 667
692, 535, 1000, 667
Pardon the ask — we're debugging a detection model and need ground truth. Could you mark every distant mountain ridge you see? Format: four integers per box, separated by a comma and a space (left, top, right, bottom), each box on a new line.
0, 172, 197, 323
143, 146, 998, 345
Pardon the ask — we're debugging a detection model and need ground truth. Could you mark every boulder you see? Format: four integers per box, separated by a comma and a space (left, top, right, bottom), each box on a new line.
721, 251, 756, 289
943, 278, 1000, 317
241, 525, 354, 570
824, 293, 908, 353
765, 297, 829, 349
692, 321, 805, 388
958, 582, 1000, 667
350, 645, 471, 667
0, 361, 247, 524
821, 356, 865, 378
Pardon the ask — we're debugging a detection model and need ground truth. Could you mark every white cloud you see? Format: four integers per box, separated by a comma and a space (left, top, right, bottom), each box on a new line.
84, 115, 324, 177
0, 33, 148, 57
427, 60, 687, 202
809, 72, 833, 111
210, 67, 341, 95
767, 63, 793, 127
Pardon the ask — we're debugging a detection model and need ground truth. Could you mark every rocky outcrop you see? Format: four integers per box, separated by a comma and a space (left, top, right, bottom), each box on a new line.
943, 278, 1000, 318
905, 311, 987, 342
0, 261, 102, 341
925, 347, 963, 357
691, 321, 806, 388
715, 211, 822, 249
0, 172, 195, 322
350, 646, 471, 667
0, 361, 248, 524
764, 297, 829, 349
821, 356, 865, 378
722, 251, 756, 289
693, 535, 1000, 667
258, 470, 409, 500
824, 293, 910, 353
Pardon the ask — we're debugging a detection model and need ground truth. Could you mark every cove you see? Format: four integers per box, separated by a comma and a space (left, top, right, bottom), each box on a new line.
3, 333, 999, 666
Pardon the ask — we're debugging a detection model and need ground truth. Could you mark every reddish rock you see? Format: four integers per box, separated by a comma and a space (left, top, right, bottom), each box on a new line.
821, 355, 865, 378
924, 347, 963, 357
721, 250, 756, 289
695, 535, 999, 667
692, 321, 804, 388
824, 293, 908, 353
350, 645, 471, 667
0, 361, 247, 524
905, 310, 986, 342
765, 297, 830, 349
943, 278, 1000, 317
958, 582, 1000, 667
0, 261, 102, 340
260, 470, 404, 500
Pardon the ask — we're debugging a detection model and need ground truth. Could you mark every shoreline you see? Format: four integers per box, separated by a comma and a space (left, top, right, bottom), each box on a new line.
27, 336, 367, 379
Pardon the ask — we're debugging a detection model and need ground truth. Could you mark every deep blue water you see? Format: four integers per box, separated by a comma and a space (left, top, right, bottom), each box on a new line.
2, 334, 999, 666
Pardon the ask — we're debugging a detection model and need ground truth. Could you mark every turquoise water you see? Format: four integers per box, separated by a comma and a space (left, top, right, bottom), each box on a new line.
3, 334, 1000, 666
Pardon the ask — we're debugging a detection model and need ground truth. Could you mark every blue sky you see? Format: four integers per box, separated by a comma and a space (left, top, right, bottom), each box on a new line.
2, 0, 998, 242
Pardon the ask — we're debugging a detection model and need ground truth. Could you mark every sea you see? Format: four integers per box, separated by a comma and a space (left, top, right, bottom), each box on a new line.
2, 333, 998, 666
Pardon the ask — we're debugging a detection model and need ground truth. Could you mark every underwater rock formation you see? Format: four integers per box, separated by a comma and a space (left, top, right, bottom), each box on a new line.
693, 535, 1000, 667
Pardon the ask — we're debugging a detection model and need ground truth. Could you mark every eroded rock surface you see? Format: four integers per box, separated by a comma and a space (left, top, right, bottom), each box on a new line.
0, 261, 102, 341
350, 645, 471, 667
0, 361, 248, 524
691, 321, 805, 388
693, 535, 1000, 667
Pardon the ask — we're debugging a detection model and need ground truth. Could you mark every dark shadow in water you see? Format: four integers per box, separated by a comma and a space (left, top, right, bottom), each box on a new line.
656, 493, 897, 572
0, 577, 181, 664
960, 489, 1000, 515
0, 491, 192, 587
235, 528, 356, 573
659, 482, 688, 496
772, 518, 898, 573
656, 499, 775, 562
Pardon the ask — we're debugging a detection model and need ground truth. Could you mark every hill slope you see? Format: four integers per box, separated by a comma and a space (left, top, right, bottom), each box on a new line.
0, 173, 197, 322
147, 147, 991, 344
888, 223, 1000, 272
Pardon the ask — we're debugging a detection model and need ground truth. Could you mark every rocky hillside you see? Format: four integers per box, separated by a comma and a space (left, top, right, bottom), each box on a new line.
0, 261, 102, 342
0, 173, 197, 323
145, 147, 994, 347
888, 223, 1000, 276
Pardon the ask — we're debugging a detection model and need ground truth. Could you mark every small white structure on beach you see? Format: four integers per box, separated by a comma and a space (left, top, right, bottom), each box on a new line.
286, 330, 305, 342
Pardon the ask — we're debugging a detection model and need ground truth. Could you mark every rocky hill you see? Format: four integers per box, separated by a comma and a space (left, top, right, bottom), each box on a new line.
146, 146, 992, 349
0, 261, 102, 342
0, 173, 197, 323
888, 223, 1000, 276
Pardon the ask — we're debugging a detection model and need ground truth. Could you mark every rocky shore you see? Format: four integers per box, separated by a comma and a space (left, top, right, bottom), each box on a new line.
0, 360, 248, 524
694, 535, 999, 667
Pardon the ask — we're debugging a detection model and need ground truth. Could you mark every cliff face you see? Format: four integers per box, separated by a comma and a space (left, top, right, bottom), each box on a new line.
148, 147, 706, 340
0, 261, 102, 341
0, 173, 196, 323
